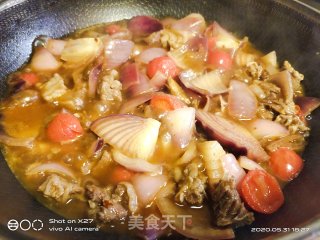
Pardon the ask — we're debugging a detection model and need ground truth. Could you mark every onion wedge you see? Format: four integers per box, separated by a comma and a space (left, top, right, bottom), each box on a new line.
260, 51, 278, 74
269, 70, 293, 104
26, 162, 75, 179
91, 114, 161, 160
196, 110, 269, 162
31, 47, 61, 72
198, 141, 226, 186
239, 156, 265, 171
105, 39, 134, 69
205, 22, 240, 50
88, 64, 102, 97
0, 134, 34, 148
228, 80, 257, 120
119, 92, 154, 114
247, 119, 289, 140
162, 107, 195, 148
295, 96, 320, 117
221, 154, 246, 187
112, 150, 162, 174
171, 13, 206, 34
46, 38, 66, 56
137, 47, 167, 64
128, 16, 163, 37
180, 70, 228, 96
132, 174, 167, 205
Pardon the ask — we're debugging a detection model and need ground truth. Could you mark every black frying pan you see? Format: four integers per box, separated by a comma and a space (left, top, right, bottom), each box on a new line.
1, 0, 320, 239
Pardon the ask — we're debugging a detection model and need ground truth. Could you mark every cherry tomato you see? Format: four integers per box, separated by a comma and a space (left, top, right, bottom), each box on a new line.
47, 112, 83, 143
240, 170, 284, 214
147, 56, 179, 79
269, 148, 304, 181
111, 166, 134, 183
18, 72, 39, 86
207, 48, 232, 70
150, 93, 185, 112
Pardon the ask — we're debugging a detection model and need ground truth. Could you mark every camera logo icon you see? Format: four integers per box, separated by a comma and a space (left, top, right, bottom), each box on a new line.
7, 219, 19, 231
7, 219, 43, 231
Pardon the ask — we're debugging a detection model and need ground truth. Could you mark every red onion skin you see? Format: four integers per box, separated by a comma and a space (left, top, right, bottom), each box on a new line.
120, 63, 157, 97
89, 138, 104, 157
295, 96, 320, 117
196, 110, 269, 162
128, 16, 163, 37
127, 73, 155, 97
120, 63, 140, 90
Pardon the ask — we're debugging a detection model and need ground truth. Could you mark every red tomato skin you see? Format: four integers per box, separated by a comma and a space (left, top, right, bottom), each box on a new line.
207, 48, 232, 70
19, 72, 39, 86
240, 170, 284, 214
269, 148, 304, 181
47, 113, 83, 143
111, 166, 134, 183
147, 56, 179, 79
150, 93, 185, 112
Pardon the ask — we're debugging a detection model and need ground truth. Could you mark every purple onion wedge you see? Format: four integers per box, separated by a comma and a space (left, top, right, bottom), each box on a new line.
128, 16, 163, 37
269, 70, 293, 103
196, 110, 269, 162
90, 114, 161, 160
179, 70, 228, 96
88, 64, 102, 97
105, 39, 134, 69
295, 96, 320, 117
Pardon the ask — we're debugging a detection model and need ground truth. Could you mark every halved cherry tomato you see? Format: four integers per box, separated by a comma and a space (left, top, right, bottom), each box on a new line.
150, 93, 185, 112
269, 148, 304, 181
111, 165, 134, 183
207, 48, 232, 70
47, 112, 83, 143
147, 56, 179, 79
18, 72, 39, 86
240, 170, 284, 214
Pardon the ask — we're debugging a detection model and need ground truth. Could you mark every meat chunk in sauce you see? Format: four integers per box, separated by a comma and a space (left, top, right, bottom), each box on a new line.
209, 179, 254, 227
38, 174, 83, 203
86, 182, 137, 223
175, 161, 207, 206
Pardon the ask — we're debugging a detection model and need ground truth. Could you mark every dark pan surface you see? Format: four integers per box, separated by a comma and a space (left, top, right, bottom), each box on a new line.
0, 0, 320, 239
